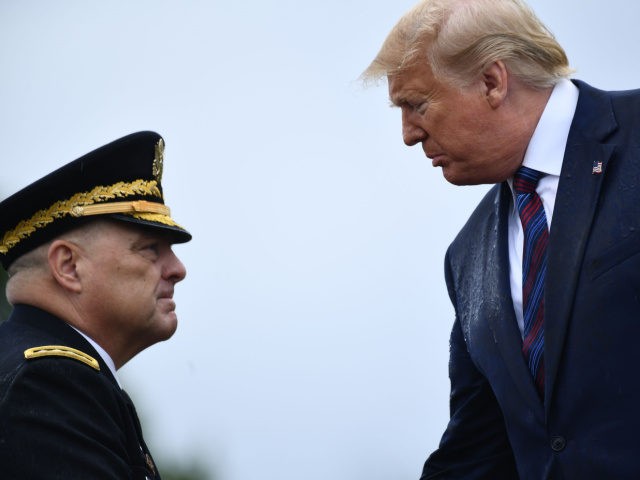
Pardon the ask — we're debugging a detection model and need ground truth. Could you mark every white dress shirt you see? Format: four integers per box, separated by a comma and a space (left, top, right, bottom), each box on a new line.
508, 78, 579, 336
71, 325, 121, 387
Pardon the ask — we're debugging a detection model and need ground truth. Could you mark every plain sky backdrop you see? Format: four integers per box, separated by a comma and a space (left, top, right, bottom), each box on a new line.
1, 1, 639, 479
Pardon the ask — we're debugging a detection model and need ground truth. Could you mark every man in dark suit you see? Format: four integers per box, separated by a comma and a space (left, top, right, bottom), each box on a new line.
0, 131, 191, 479
362, 0, 640, 478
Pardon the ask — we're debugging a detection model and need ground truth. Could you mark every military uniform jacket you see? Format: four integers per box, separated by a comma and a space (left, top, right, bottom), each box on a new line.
0, 304, 161, 479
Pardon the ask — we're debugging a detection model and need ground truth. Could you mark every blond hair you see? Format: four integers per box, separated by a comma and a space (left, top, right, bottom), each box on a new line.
362, 0, 572, 89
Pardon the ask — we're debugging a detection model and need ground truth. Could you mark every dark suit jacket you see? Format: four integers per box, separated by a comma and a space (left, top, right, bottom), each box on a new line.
0, 304, 161, 479
421, 80, 640, 480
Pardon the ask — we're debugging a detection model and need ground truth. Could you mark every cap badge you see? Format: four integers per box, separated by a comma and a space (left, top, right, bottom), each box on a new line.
153, 138, 164, 182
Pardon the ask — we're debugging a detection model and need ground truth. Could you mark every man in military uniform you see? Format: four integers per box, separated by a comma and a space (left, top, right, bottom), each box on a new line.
0, 131, 190, 479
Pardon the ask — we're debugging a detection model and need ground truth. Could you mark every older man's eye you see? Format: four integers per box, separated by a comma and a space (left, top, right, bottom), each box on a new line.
140, 243, 160, 257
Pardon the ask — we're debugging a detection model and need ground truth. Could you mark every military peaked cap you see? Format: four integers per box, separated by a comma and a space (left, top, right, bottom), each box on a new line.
0, 131, 191, 269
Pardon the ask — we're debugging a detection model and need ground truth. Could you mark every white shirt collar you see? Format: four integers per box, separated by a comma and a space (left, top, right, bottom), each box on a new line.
70, 325, 121, 387
506, 79, 580, 336
520, 78, 579, 177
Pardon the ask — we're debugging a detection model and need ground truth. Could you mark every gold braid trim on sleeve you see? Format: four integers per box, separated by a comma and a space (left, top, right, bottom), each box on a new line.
0, 179, 162, 254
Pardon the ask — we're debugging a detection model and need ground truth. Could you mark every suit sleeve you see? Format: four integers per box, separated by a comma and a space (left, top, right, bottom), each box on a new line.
420, 250, 518, 480
0, 357, 135, 479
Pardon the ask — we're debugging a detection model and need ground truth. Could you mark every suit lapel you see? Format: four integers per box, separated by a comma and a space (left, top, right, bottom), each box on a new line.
487, 184, 544, 414
544, 81, 617, 410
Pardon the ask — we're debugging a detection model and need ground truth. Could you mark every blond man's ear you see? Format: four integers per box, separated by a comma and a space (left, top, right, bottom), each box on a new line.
482, 60, 509, 109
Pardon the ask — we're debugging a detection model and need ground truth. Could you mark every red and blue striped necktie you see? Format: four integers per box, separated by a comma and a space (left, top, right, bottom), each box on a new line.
514, 166, 548, 397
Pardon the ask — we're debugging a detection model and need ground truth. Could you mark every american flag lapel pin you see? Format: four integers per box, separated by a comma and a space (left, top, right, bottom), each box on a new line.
592, 160, 603, 175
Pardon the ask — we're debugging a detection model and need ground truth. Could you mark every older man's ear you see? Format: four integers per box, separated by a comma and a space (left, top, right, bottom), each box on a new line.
48, 240, 83, 294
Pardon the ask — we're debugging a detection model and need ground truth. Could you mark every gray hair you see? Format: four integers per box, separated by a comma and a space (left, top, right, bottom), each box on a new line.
6, 219, 108, 278
6, 243, 48, 278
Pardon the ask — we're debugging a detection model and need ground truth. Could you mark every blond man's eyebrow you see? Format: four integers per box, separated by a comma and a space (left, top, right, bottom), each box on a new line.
388, 95, 406, 107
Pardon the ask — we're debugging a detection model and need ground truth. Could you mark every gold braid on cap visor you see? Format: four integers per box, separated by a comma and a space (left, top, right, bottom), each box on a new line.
0, 179, 183, 255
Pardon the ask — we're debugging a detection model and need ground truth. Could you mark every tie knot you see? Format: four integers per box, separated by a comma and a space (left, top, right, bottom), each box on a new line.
514, 166, 544, 194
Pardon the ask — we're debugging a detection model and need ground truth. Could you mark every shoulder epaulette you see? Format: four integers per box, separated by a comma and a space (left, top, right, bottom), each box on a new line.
24, 345, 100, 371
